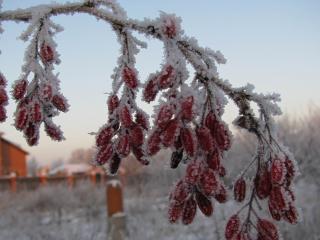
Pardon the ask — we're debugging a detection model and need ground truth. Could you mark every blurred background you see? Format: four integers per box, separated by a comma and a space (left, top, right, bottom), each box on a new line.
0, 0, 319, 239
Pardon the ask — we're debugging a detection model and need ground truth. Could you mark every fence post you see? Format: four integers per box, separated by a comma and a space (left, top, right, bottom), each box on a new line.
90, 171, 96, 187
10, 172, 17, 193
40, 173, 47, 186
106, 175, 127, 240
67, 174, 74, 189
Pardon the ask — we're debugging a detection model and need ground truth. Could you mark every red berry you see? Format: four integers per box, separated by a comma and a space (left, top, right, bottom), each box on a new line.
25, 122, 36, 138
207, 150, 220, 171
180, 96, 194, 121
283, 204, 298, 224
44, 122, 64, 141
256, 166, 272, 199
96, 144, 113, 165
107, 94, 119, 114
15, 108, 28, 130
182, 197, 197, 225
162, 16, 177, 39
199, 168, 219, 196
135, 111, 149, 130
120, 106, 133, 128
214, 184, 227, 203
143, 76, 158, 103
0, 73, 6, 86
0, 106, 6, 122
196, 126, 214, 153
216, 122, 231, 151
271, 158, 286, 185
41, 83, 52, 101
170, 149, 183, 169
13, 79, 27, 100
0, 88, 8, 105
116, 134, 130, 157
162, 119, 179, 147
132, 147, 149, 165
195, 191, 213, 217
285, 157, 295, 184
129, 124, 144, 147
40, 43, 54, 63
225, 215, 241, 240
181, 127, 196, 157
32, 102, 42, 123
122, 66, 138, 89
270, 186, 287, 212
158, 65, 175, 89
168, 200, 184, 223
257, 219, 279, 240
147, 130, 161, 156
185, 161, 200, 184
156, 104, 173, 129
96, 126, 114, 147
205, 111, 218, 131
27, 135, 39, 146
234, 177, 246, 202
268, 199, 281, 221
52, 94, 68, 112
172, 180, 189, 203
109, 154, 121, 174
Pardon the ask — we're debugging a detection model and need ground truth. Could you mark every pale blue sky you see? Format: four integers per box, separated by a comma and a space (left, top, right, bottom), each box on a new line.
0, 0, 319, 165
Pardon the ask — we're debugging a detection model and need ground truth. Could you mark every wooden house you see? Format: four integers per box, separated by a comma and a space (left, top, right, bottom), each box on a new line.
0, 135, 28, 176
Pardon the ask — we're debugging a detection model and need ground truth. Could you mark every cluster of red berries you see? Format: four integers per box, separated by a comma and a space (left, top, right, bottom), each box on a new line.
256, 156, 298, 224
168, 181, 213, 224
0, 73, 8, 122
143, 64, 176, 102
225, 215, 279, 240
95, 68, 150, 173
146, 92, 231, 223
12, 43, 67, 145
224, 154, 298, 239
13, 80, 67, 145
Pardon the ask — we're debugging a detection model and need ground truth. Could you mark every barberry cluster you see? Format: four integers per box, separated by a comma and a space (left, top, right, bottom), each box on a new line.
165, 107, 232, 224
12, 17, 68, 145
0, 1, 300, 239
225, 147, 298, 239
94, 19, 150, 173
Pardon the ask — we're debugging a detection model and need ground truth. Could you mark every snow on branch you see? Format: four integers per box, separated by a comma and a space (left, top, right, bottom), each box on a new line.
0, 1, 299, 239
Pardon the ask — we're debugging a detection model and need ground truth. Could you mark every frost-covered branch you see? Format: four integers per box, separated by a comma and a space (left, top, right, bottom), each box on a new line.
0, 1, 299, 239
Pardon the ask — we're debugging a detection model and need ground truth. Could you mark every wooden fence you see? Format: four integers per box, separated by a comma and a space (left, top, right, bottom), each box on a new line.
0, 173, 105, 192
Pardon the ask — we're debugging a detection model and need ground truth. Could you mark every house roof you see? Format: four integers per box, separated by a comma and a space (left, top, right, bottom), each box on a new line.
0, 136, 29, 155
50, 163, 92, 175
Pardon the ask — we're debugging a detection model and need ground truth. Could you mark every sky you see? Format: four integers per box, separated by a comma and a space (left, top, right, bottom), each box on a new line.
0, 0, 319, 165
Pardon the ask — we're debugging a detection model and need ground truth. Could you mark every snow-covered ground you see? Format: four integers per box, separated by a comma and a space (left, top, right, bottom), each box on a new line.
0, 177, 319, 240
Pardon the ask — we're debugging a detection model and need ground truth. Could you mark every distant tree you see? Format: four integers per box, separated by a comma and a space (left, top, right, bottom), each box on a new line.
50, 159, 64, 171
0, 1, 299, 238
27, 157, 39, 177
277, 105, 320, 184
68, 148, 95, 165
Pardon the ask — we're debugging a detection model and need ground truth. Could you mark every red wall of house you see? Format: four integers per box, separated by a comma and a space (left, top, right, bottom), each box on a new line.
9, 146, 27, 176
0, 139, 27, 176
